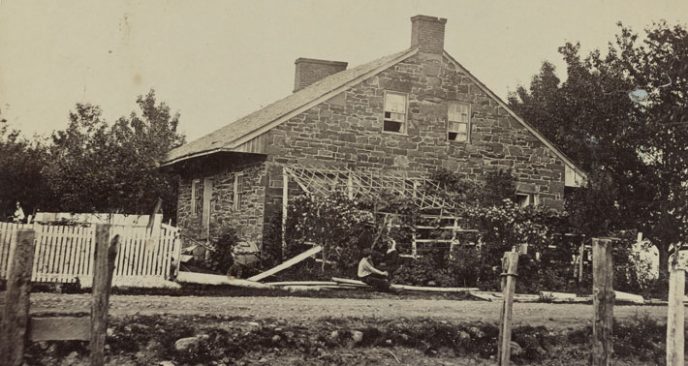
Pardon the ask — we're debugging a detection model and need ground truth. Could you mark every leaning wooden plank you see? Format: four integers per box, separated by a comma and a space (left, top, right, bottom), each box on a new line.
471, 291, 497, 302
176, 271, 273, 288
333, 277, 478, 293
332, 277, 368, 287
615, 290, 644, 304
283, 285, 350, 291
540, 291, 590, 303
392, 284, 477, 293
266, 281, 339, 287
30, 316, 90, 341
248, 245, 322, 282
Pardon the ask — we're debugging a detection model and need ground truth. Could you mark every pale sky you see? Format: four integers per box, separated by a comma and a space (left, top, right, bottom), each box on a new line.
1, 0, 687, 141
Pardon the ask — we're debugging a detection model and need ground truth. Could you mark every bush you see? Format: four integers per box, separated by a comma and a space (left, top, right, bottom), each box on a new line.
207, 225, 240, 274
394, 250, 459, 287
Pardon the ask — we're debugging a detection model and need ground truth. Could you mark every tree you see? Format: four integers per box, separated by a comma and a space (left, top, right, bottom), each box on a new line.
0, 110, 52, 218
46, 90, 184, 216
509, 22, 688, 279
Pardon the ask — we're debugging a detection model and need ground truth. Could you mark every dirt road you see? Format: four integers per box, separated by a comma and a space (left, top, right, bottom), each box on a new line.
13, 293, 672, 328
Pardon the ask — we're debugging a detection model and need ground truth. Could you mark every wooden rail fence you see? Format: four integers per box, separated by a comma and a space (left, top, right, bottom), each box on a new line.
0, 222, 181, 286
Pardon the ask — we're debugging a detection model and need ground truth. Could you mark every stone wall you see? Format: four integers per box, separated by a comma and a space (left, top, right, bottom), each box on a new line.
177, 51, 568, 249
263, 52, 566, 209
176, 154, 268, 244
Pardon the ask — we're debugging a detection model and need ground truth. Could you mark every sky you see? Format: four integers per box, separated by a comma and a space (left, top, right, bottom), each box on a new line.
1, 0, 687, 141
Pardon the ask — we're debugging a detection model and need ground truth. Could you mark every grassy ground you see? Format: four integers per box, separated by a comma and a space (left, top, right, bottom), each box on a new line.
20, 313, 670, 366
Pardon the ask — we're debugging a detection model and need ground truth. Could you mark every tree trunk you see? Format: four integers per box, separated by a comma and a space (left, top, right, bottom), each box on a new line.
658, 242, 670, 281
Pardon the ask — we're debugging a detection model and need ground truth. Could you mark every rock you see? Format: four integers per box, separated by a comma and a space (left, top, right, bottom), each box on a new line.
351, 330, 364, 344
510, 341, 523, 356
329, 330, 339, 339
272, 335, 281, 342
159, 362, 175, 366
457, 331, 471, 341
467, 326, 485, 338
174, 334, 209, 352
106, 327, 114, 337
247, 321, 261, 328
385, 339, 393, 345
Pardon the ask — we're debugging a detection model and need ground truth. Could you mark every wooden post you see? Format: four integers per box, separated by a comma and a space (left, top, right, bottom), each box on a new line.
592, 238, 614, 366
282, 167, 289, 258
666, 256, 684, 366
497, 251, 519, 366
90, 225, 119, 366
0, 229, 36, 366
578, 243, 585, 284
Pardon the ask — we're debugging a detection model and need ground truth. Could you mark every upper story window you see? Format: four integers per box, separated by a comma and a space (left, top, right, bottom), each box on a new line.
383, 91, 407, 133
448, 102, 470, 142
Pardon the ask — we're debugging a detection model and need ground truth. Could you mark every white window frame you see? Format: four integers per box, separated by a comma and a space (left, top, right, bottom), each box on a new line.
447, 102, 471, 143
382, 91, 408, 134
233, 173, 243, 210
202, 178, 212, 236
190, 179, 200, 215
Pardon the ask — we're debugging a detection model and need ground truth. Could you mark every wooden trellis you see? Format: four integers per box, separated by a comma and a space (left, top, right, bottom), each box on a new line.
280, 165, 476, 257
284, 165, 457, 211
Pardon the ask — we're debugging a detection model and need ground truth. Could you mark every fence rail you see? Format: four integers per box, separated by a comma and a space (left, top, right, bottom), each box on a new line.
0, 222, 181, 285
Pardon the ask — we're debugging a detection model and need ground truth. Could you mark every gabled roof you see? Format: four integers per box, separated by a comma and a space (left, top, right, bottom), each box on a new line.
163, 48, 419, 166
162, 47, 587, 185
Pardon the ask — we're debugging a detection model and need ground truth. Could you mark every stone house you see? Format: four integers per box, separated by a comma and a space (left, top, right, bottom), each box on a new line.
162, 15, 586, 249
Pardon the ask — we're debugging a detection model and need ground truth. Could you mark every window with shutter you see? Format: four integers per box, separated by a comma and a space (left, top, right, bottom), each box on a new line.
383, 91, 407, 133
448, 102, 470, 142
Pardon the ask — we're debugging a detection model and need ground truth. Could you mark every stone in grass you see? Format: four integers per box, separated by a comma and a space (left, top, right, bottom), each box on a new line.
351, 330, 364, 344
159, 361, 176, 366
510, 341, 523, 356
174, 334, 209, 352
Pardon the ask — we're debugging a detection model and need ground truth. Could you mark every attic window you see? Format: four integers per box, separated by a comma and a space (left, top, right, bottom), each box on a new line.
383, 91, 407, 133
448, 102, 470, 142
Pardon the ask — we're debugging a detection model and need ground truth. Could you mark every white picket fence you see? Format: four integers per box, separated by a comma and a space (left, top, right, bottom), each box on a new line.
0, 222, 181, 286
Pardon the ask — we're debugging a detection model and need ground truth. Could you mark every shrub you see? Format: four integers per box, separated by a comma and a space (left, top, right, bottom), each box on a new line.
394, 250, 455, 287
207, 225, 240, 274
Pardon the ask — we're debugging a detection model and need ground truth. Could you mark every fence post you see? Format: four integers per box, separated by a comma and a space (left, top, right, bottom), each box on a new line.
90, 225, 119, 366
0, 229, 36, 366
497, 251, 519, 366
666, 254, 684, 366
282, 166, 289, 259
592, 238, 614, 366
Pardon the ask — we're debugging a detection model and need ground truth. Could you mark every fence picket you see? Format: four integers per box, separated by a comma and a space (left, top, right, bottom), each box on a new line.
0, 221, 178, 286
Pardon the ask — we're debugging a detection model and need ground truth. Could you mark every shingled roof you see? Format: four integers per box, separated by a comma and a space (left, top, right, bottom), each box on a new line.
162, 48, 418, 166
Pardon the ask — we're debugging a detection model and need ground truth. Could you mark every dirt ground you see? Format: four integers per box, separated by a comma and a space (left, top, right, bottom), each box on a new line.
1, 292, 675, 365
15, 292, 674, 329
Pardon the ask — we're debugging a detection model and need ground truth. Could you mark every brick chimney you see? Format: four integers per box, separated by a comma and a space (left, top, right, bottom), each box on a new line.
293, 58, 348, 92
411, 15, 447, 54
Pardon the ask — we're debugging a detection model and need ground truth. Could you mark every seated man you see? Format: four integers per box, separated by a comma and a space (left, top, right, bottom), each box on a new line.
357, 248, 391, 291
382, 238, 402, 280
